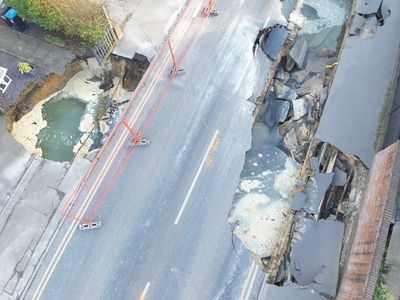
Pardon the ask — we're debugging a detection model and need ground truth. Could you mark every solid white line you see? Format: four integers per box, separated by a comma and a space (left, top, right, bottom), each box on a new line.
33, 2, 202, 298
139, 282, 151, 300
240, 260, 259, 300
246, 264, 259, 300
174, 129, 220, 225
33, 44, 173, 300
192, 1, 203, 18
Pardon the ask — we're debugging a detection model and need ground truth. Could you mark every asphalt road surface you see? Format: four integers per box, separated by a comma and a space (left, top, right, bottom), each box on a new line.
26, 0, 281, 299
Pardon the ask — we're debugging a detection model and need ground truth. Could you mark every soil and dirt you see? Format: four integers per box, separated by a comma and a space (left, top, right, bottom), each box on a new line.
6, 54, 148, 161
6, 59, 84, 132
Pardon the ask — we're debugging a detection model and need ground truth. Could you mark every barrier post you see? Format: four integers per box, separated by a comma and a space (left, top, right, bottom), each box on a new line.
121, 118, 141, 142
204, 0, 219, 16
168, 37, 185, 78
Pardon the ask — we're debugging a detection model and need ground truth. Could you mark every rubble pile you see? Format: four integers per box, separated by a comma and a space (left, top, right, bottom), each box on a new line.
231, 0, 369, 298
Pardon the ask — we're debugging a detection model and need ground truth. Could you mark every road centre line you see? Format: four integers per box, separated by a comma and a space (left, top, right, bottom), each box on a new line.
86, 0, 203, 220
174, 130, 220, 225
32, 44, 172, 299
33, 2, 204, 298
63, 0, 200, 222
139, 282, 151, 300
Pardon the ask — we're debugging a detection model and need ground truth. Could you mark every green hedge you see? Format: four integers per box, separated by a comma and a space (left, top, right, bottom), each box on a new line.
5, 0, 107, 46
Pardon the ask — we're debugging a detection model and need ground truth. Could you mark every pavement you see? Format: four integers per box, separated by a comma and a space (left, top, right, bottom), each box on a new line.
105, 0, 187, 59
22, 0, 286, 299
315, 0, 400, 168
0, 115, 90, 299
0, 25, 74, 75
386, 219, 400, 299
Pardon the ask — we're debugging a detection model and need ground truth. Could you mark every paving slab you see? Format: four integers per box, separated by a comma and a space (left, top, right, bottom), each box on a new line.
0, 25, 74, 74
0, 115, 90, 299
0, 117, 31, 213
104, 0, 187, 59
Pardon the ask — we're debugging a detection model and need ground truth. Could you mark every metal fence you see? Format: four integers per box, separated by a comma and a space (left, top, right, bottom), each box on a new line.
92, 26, 118, 65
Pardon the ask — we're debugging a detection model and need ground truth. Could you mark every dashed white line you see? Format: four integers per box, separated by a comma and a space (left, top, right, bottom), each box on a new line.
174, 129, 220, 225
139, 282, 151, 300
32, 2, 207, 298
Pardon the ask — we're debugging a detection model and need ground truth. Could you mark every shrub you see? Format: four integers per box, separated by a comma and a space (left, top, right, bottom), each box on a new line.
18, 62, 33, 74
5, 0, 107, 46
373, 262, 395, 300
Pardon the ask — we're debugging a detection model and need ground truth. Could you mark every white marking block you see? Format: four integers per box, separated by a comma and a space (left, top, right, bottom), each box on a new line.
79, 221, 102, 231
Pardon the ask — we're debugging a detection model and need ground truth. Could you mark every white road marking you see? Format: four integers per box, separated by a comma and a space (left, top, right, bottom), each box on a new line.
174, 129, 220, 225
32, 33, 176, 300
192, 1, 204, 18
139, 282, 151, 300
32, 2, 203, 299
240, 260, 259, 300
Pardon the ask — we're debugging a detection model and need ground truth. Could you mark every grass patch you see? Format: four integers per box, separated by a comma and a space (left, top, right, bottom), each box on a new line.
44, 35, 66, 47
373, 262, 395, 300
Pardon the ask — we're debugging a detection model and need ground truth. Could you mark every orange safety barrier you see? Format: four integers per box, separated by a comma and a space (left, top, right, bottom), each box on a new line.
62, 0, 218, 223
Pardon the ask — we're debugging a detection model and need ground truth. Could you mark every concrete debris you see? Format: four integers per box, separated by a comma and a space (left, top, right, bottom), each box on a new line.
263, 92, 278, 127
275, 68, 285, 81
290, 219, 345, 297
320, 86, 328, 105
296, 73, 324, 97
291, 69, 309, 84
305, 55, 328, 74
292, 98, 309, 120
291, 217, 314, 247
123, 53, 150, 92
288, 36, 308, 70
308, 172, 334, 215
310, 157, 320, 173
290, 192, 306, 211
276, 100, 291, 123
258, 282, 325, 300
263, 92, 290, 126
283, 128, 299, 151
356, 0, 383, 14
332, 166, 347, 186
307, 101, 314, 122
274, 80, 297, 101
264, 27, 289, 60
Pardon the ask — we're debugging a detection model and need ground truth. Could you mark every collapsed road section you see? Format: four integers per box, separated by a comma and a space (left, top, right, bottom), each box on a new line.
226, 0, 400, 298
